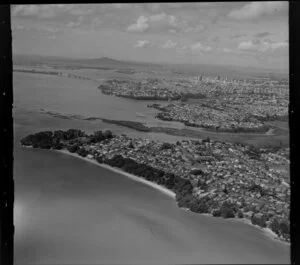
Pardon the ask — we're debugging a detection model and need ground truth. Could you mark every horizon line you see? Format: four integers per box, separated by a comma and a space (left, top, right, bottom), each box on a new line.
13, 53, 289, 74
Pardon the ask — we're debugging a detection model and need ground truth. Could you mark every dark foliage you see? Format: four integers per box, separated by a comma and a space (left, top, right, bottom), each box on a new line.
77, 148, 89, 157
220, 201, 237, 218
62, 129, 86, 140
104, 154, 198, 211
161, 142, 174, 150
96, 156, 103, 164
251, 214, 268, 228
190, 199, 209, 214
190, 168, 204, 176
20, 131, 53, 149
52, 142, 63, 150
237, 210, 244, 218
212, 209, 221, 217
67, 144, 79, 153
270, 218, 280, 234
270, 218, 289, 239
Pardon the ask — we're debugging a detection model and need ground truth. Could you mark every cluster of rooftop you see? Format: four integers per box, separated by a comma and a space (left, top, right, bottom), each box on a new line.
20, 129, 290, 242
98, 76, 288, 132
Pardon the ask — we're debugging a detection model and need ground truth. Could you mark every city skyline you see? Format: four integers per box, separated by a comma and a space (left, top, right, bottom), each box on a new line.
12, 2, 289, 71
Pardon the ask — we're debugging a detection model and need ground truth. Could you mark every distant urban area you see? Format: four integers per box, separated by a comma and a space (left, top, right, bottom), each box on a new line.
99, 76, 288, 133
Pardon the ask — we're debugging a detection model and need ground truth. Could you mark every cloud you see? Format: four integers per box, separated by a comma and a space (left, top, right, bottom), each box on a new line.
66, 16, 84, 28
90, 18, 103, 30
184, 24, 204, 33
161, 40, 178, 49
253, 32, 272, 38
211, 15, 219, 24
127, 16, 150, 32
176, 45, 189, 54
12, 25, 26, 31
161, 3, 217, 9
222, 48, 235, 53
149, 13, 188, 28
11, 4, 82, 18
150, 12, 168, 22
12, 5, 40, 16
146, 3, 161, 12
228, 1, 288, 20
190, 42, 212, 52
134, 40, 150, 48
68, 7, 94, 15
238, 39, 288, 52
111, 4, 132, 9
269, 41, 289, 50
230, 33, 246, 39
127, 12, 189, 33
219, 47, 245, 54
48, 35, 57, 39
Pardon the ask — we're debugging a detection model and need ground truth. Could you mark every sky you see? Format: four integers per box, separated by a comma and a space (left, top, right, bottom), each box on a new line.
11, 2, 289, 71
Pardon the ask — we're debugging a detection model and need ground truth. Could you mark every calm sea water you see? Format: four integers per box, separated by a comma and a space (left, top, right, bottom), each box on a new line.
13, 72, 289, 264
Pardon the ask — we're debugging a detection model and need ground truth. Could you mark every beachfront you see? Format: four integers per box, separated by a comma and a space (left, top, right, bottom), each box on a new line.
20, 128, 290, 243
56, 147, 289, 245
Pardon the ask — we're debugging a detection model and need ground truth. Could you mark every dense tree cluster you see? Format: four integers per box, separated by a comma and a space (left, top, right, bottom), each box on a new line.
89, 130, 113, 143
67, 144, 80, 153
21, 131, 54, 149
77, 148, 89, 157
190, 168, 205, 176
271, 219, 290, 240
161, 142, 174, 150
219, 201, 238, 218
54, 129, 86, 141
100, 154, 202, 209
20, 129, 114, 150
251, 213, 268, 228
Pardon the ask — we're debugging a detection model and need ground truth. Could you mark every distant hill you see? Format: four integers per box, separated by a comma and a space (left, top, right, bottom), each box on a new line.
13, 54, 288, 79
13, 54, 163, 70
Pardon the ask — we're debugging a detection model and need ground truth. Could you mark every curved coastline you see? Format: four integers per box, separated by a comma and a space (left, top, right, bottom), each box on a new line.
57, 149, 176, 199
53, 147, 288, 246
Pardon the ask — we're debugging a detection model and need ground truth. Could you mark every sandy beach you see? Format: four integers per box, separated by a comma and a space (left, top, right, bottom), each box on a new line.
57, 149, 176, 199
55, 148, 289, 246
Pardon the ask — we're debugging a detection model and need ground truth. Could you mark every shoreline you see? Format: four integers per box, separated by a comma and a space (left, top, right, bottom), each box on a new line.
178, 206, 289, 246
22, 145, 289, 245
38, 108, 288, 138
55, 148, 288, 246
56, 149, 176, 199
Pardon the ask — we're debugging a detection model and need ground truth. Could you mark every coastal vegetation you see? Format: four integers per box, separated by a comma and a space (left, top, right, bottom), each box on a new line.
20, 129, 290, 242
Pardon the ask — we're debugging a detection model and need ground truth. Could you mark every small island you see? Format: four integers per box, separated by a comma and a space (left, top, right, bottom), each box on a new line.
20, 129, 290, 243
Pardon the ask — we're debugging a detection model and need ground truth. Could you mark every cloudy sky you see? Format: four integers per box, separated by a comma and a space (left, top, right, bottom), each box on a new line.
11, 2, 289, 71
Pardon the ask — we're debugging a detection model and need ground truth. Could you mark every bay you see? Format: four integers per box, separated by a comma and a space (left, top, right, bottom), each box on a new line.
13, 71, 290, 264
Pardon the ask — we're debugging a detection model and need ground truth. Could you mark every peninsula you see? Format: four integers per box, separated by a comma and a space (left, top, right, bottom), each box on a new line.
20, 128, 290, 243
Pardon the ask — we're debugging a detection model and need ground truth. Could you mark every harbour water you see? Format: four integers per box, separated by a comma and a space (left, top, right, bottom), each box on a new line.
13, 72, 290, 264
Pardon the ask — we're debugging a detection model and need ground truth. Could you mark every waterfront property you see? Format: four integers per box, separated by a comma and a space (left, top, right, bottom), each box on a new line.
20, 129, 290, 242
